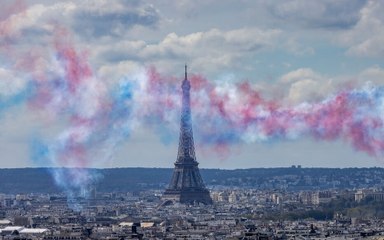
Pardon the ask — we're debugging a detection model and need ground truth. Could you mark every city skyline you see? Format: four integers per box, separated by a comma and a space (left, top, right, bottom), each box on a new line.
0, 0, 384, 170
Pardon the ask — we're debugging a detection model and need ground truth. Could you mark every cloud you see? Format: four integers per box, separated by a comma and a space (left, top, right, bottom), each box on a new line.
97, 60, 145, 86
358, 66, 384, 85
279, 68, 335, 104
267, 0, 366, 30
72, 1, 160, 39
0, 2, 77, 48
280, 68, 319, 84
93, 27, 281, 75
280, 66, 384, 104
0, 1, 160, 44
0, 67, 27, 97
340, 1, 384, 57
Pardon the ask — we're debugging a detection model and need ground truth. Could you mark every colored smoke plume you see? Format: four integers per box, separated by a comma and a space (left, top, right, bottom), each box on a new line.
2, 35, 384, 207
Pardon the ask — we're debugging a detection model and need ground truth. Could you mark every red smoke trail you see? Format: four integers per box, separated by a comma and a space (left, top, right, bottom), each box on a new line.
145, 70, 384, 159
54, 28, 92, 93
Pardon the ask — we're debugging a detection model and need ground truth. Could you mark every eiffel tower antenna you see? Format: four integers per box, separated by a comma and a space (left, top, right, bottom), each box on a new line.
185, 63, 187, 80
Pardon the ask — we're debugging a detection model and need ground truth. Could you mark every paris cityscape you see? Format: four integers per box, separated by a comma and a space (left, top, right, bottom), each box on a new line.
1, 0, 384, 239
2, 167, 384, 239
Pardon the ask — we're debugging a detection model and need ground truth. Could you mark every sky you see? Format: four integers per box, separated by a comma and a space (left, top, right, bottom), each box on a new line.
1, 0, 384, 171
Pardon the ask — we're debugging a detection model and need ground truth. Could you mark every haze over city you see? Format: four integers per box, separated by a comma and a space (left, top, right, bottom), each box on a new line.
1, 0, 384, 169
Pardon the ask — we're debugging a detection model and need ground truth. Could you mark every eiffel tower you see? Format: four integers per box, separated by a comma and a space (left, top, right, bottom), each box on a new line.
162, 65, 212, 205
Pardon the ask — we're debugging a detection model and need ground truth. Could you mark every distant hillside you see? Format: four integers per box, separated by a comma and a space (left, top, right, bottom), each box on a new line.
0, 168, 61, 194
0, 168, 173, 194
0, 167, 384, 194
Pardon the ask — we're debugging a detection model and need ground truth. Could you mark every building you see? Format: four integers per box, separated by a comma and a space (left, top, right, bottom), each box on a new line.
162, 65, 213, 205
355, 189, 384, 202
312, 191, 332, 205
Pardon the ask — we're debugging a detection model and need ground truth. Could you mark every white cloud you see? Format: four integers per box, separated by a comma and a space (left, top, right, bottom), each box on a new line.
93, 27, 281, 76
0, 1, 160, 45
0, 2, 76, 40
340, 1, 384, 57
71, 1, 160, 39
98, 61, 145, 85
280, 68, 319, 83
142, 28, 280, 58
0, 68, 27, 97
280, 66, 384, 104
279, 68, 335, 104
267, 0, 365, 30
358, 66, 384, 85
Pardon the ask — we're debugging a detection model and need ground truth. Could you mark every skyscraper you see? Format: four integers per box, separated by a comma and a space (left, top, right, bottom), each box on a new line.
162, 65, 213, 205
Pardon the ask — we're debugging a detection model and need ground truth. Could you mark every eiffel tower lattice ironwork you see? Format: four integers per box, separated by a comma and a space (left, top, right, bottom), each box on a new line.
162, 65, 212, 205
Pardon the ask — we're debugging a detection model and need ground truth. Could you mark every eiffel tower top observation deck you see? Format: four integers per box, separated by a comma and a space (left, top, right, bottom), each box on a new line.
162, 65, 212, 205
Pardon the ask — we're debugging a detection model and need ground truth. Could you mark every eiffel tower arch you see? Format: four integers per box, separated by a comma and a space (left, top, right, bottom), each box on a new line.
162, 65, 213, 205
